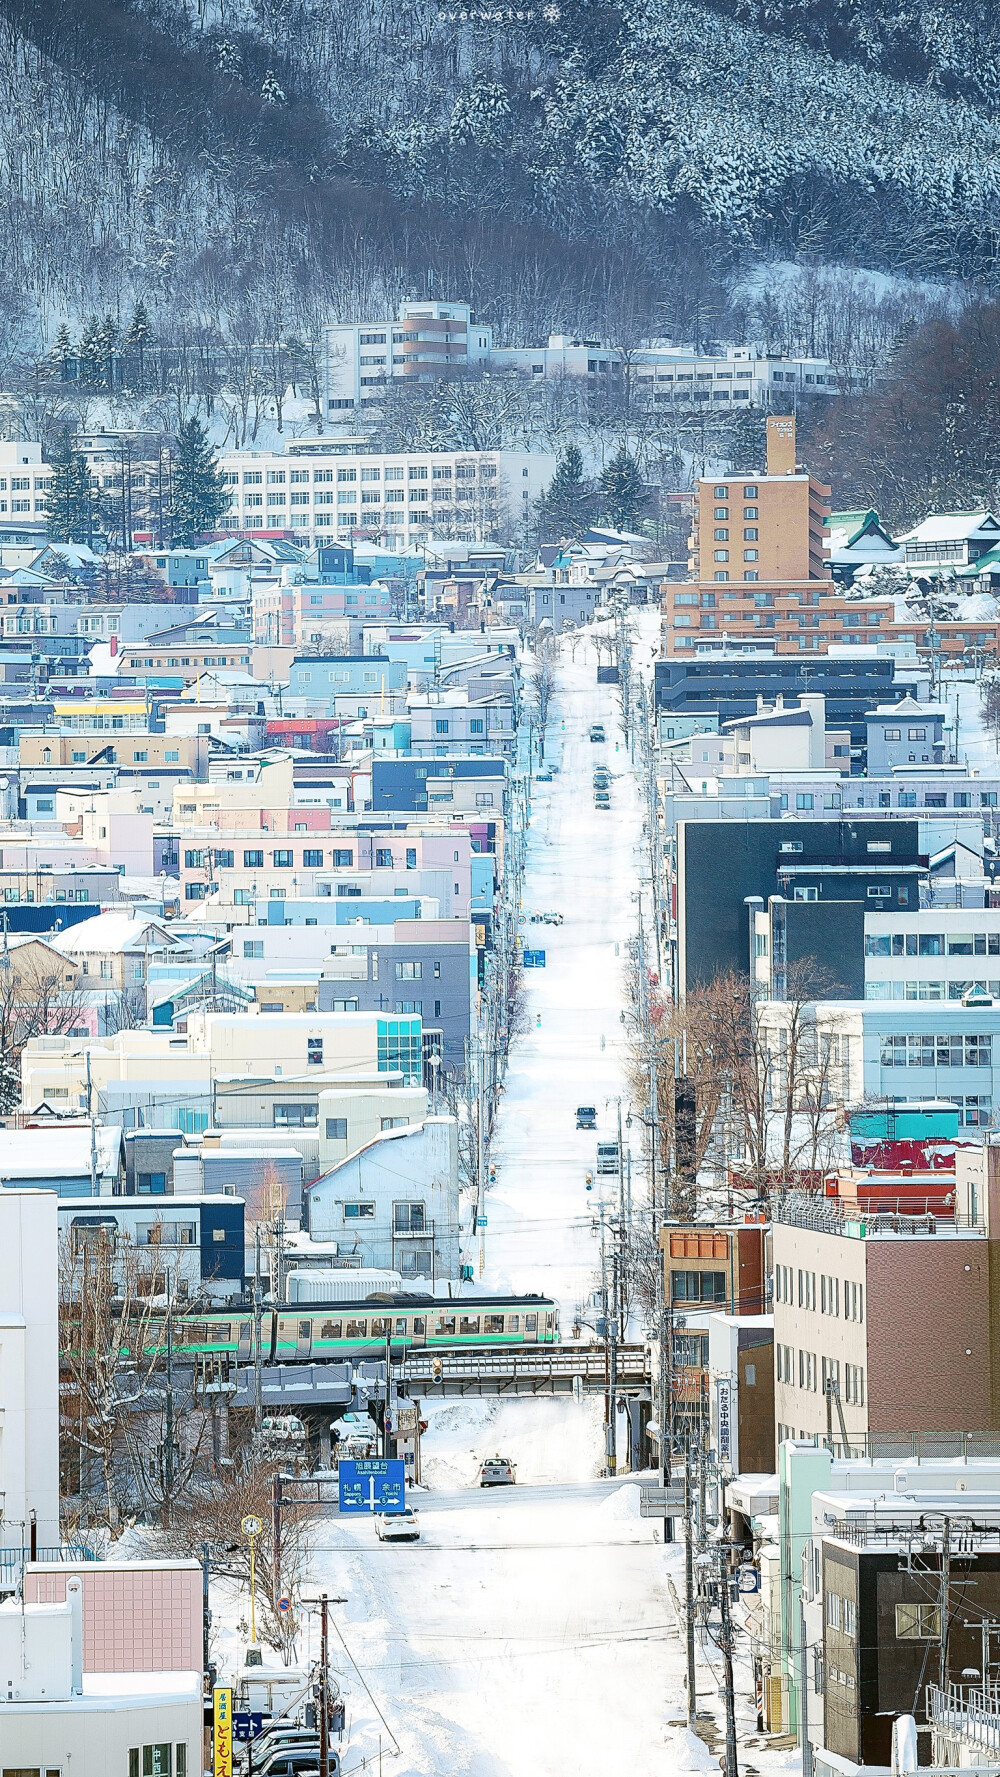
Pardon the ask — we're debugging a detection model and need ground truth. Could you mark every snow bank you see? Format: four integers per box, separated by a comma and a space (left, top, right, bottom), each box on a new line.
419, 1394, 605, 1489
597, 1482, 643, 1521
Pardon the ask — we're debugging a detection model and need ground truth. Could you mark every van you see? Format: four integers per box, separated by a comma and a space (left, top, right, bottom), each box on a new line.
589, 724, 606, 743
596, 1141, 619, 1176
576, 1105, 597, 1129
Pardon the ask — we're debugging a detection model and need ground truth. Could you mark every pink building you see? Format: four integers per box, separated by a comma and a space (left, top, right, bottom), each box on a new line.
24, 1559, 202, 1674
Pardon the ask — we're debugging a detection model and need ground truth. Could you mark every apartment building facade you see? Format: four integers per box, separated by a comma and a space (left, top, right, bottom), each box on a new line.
771, 1199, 993, 1444
217, 437, 554, 551
323, 300, 493, 412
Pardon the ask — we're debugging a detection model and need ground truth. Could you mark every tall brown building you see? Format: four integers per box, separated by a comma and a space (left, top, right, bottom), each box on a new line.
663, 416, 902, 655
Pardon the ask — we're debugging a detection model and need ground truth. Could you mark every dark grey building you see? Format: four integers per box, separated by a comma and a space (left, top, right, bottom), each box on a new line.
675, 818, 926, 996
655, 652, 926, 766
317, 919, 472, 1074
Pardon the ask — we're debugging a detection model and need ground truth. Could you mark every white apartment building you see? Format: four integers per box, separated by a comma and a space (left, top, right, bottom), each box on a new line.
323, 300, 493, 413
864, 909, 1000, 1003
217, 436, 553, 552
0, 441, 52, 529
489, 337, 840, 405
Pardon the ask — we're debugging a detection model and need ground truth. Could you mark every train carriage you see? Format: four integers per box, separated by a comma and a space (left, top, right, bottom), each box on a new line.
163, 1292, 559, 1363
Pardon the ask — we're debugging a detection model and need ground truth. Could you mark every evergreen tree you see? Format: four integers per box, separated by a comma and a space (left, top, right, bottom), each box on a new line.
172, 417, 227, 544
535, 445, 597, 541
124, 300, 154, 393
50, 323, 74, 383
96, 313, 119, 390
77, 316, 101, 385
599, 447, 646, 532
46, 432, 95, 544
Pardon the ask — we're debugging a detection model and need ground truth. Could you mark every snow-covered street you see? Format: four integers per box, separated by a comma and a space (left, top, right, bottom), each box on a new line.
289, 630, 694, 1775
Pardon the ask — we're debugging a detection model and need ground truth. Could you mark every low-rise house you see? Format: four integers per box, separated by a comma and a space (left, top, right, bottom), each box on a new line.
306, 1115, 460, 1281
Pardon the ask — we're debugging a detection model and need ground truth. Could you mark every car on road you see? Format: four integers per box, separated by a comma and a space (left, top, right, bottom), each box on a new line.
594, 792, 611, 808
535, 767, 553, 781
593, 768, 610, 786
480, 1456, 517, 1487
589, 723, 606, 742
375, 1507, 420, 1541
576, 1104, 597, 1129
541, 911, 563, 925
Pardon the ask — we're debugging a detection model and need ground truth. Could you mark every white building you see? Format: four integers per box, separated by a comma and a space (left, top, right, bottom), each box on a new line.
324, 299, 493, 414
0, 440, 53, 532
897, 511, 1000, 574
307, 1116, 460, 1280
217, 437, 554, 552
490, 336, 840, 406
0, 1189, 60, 1557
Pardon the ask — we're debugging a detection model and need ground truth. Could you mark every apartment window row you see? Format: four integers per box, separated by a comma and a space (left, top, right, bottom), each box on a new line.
867, 979, 1000, 1002
867, 931, 1000, 958
881, 1033, 992, 1067
776, 1271, 864, 1322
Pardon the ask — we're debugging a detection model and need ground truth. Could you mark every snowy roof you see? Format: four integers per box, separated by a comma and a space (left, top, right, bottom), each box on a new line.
53, 913, 177, 955
899, 512, 1000, 544
866, 696, 944, 718
0, 1124, 121, 1180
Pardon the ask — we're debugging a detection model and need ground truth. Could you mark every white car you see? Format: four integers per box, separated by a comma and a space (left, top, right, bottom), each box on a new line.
375, 1507, 420, 1541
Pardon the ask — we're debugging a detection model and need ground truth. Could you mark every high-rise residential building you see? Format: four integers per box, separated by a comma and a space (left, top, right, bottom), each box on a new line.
661, 416, 903, 653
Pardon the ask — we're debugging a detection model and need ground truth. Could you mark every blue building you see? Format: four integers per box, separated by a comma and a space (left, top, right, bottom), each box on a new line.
371, 756, 506, 812
287, 654, 407, 711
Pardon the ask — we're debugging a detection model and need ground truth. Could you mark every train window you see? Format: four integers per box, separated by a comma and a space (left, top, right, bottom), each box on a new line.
298, 1321, 311, 1340
412, 1317, 426, 1335
394, 1318, 407, 1336
546, 1313, 555, 1328
320, 1321, 342, 1339
524, 1314, 538, 1332
371, 1317, 391, 1336
181, 1322, 208, 1345
346, 1318, 367, 1338
507, 1315, 520, 1333
484, 1315, 504, 1334
435, 1315, 456, 1336
459, 1315, 480, 1335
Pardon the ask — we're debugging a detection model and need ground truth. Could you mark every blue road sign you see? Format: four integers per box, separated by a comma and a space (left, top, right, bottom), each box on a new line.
233, 1712, 265, 1743
338, 1457, 406, 1514
523, 949, 546, 968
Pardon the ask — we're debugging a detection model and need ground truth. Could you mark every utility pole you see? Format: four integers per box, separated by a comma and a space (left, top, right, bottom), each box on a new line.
319, 1592, 330, 1777
939, 1516, 952, 1693
163, 1296, 175, 1527
718, 1545, 740, 1777
684, 1444, 697, 1727
476, 1032, 487, 1278
608, 1248, 618, 1475
86, 1049, 98, 1196
252, 1228, 264, 1454
800, 1592, 813, 1777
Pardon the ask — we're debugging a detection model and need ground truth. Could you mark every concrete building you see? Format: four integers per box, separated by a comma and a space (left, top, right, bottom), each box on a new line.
771, 1194, 994, 1446
0, 1189, 59, 1558
307, 1116, 460, 1280
323, 300, 494, 414
864, 696, 947, 774
217, 438, 555, 552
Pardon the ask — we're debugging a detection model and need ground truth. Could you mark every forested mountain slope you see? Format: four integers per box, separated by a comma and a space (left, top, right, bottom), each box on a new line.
0, 0, 996, 344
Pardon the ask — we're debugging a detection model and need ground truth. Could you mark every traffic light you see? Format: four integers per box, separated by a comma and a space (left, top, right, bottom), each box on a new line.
431, 1356, 442, 1380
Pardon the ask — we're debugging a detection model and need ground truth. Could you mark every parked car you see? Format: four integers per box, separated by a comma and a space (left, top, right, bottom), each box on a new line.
542, 911, 563, 925
593, 769, 610, 786
254, 1751, 333, 1777
536, 767, 553, 781
375, 1507, 420, 1541
239, 1729, 319, 1771
589, 723, 606, 742
576, 1105, 597, 1129
480, 1456, 517, 1487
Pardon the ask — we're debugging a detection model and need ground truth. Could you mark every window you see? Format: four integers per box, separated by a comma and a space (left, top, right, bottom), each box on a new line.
244, 849, 264, 869
344, 1202, 375, 1219
326, 1117, 348, 1139
332, 849, 354, 867
895, 1604, 940, 1640
793, 887, 818, 901
272, 849, 293, 868
394, 1202, 425, 1232
273, 1103, 318, 1128
302, 849, 323, 868
214, 849, 234, 870
796, 793, 814, 810
671, 1270, 726, 1303
908, 728, 926, 740
243, 940, 264, 959
395, 961, 422, 979
307, 1037, 323, 1065
137, 1173, 166, 1195
375, 848, 393, 868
